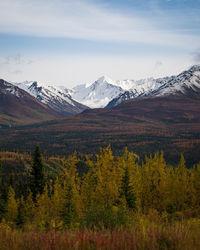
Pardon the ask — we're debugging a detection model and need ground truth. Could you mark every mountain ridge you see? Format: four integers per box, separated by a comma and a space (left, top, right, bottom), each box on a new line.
8, 64, 200, 110
13, 80, 89, 115
0, 79, 61, 126
106, 65, 200, 108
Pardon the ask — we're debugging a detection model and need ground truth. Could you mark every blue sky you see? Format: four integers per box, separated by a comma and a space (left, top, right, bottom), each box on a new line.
0, 0, 200, 87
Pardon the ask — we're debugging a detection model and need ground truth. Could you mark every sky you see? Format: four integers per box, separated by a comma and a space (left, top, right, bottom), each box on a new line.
0, 0, 200, 88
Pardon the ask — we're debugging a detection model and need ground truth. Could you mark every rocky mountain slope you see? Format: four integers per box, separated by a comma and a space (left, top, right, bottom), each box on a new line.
0, 79, 60, 126
106, 65, 200, 108
14, 81, 88, 115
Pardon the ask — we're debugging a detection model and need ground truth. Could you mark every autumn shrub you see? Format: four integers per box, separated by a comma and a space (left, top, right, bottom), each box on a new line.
0, 221, 200, 250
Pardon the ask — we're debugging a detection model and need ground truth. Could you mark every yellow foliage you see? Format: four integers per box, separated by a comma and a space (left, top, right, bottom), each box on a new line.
2, 148, 200, 230
6, 186, 18, 223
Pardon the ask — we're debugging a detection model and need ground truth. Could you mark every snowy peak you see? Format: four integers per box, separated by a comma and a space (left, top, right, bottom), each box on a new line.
152, 65, 200, 97
14, 80, 88, 116
188, 65, 200, 73
15, 80, 72, 101
0, 79, 25, 98
72, 74, 171, 108
72, 74, 177, 108
72, 76, 123, 108
96, 75, 116, 85
106, 65, 200, 108
91, 76, 122, 92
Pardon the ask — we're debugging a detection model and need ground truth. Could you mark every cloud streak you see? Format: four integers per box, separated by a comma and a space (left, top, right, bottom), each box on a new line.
0, 0, 199, 49
0, 54, 33, 77
0, 54, 33, 66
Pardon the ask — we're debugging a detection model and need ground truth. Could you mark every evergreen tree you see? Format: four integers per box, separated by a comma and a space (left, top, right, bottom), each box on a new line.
61, 182, 76, 227
31, 145, 45, 200
16, 197, 26, 226
121, 165, 136, 210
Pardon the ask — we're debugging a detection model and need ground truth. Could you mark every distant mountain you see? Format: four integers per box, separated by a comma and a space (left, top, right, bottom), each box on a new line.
12, 65, 198, 111
72, 66, 199, 109
0, 79, 60, 126
71, 74, 174, 108
106, 65, 200, 108
14, 81, 88, 115
150, 65, 200, 97
1, 65, 200, 127
71, 76, 123, 108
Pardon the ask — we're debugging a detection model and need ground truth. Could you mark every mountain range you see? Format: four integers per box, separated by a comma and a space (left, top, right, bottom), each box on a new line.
70, 65, 200, 108
0, 65, 200, 164
0, 65, 200, 127
106, 65, 200, 108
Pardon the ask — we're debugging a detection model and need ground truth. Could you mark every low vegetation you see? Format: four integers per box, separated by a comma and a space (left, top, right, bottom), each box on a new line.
0, 146, 200, 249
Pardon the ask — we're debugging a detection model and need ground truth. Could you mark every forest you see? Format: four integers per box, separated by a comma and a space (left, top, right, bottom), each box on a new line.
0, 146, 200, 249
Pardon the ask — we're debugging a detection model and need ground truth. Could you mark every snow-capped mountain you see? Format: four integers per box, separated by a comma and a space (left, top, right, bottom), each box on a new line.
150, 65, 200, 97
0, 79, 26, 98
5, 64, 200, 114
71, 76, 123, 108
106, 77, 171, 108
14, 81, 88, 115
106, 65, 200, 108
71, 75, 173, 108
0, 79, 60, 126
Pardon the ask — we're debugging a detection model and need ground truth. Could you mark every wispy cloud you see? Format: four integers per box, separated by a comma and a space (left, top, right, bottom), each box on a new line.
0, 54, 33, 77
3, 54, 22, 65
0, 54, 33, 66
0, 0, 199, 49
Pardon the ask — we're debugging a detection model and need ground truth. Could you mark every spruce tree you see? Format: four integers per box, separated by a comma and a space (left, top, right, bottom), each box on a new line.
61, 182, 76, 227
16, 197, 26, 226
31, 145, 45, 200
121, 166, 136, 210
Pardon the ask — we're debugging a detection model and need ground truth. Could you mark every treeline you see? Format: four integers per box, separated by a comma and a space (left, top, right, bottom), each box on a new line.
0, 145, 200, 230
